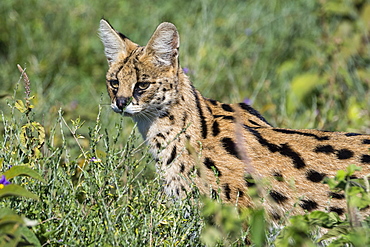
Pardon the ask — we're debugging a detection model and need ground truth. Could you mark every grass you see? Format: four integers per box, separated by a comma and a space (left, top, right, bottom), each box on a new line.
1, 0, 370, 246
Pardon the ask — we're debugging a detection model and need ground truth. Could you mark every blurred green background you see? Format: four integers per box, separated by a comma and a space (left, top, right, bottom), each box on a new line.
1, 0, 370, 134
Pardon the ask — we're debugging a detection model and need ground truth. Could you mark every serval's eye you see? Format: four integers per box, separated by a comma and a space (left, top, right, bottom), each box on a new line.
109, 79, 119, 89
137, 82, 150, 90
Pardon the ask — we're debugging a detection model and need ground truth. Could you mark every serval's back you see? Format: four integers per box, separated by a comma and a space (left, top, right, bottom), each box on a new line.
99, 19, 370, 220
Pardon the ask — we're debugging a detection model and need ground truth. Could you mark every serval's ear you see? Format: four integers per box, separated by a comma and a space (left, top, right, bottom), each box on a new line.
99, 19, 138, 65
144, 22, 179, 67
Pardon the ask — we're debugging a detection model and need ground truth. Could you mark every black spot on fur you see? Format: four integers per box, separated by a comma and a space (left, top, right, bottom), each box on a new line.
238, 102, 271, 126
269, 190, 288, 204
244, 174, 256, 187
221, 104, 234, 112
361, 154, 370, 164
156, 142, 161, 149
221, 137, 242, 160
192, 87, 207, 139
116, 65, 125, 77
168, 114, 175, 124
180, 163, 185, 173
271, 212, 281, 220
336, 149, 354, 159
329, 207, 344, 215
314, 145, 335, 154
345, 132, 362, 136
273, 128, 329, 141
204, 157, 222, 176
248, 120, 261, 126
223, 184, 231, 200
300, 199, 318, 211
245, 126, 306, 169
224, 116, 234, 120
182, 112, 188, 128
362, 139, 370, 144
306, 169, 326, 183
206, 106, 213, 115
280, 143, 306, 169
238, 189, 244, 198
185, 135, 191, 140
329, 192, 345, 199
159, 110, 170, 118
214, 115, 234, 121
166, 146, 177, 165
208, 99, 218, 106
141, 74, 149, 80
272, 171, 284, 182
212, 121, 220, 136
166, 179, 172, 187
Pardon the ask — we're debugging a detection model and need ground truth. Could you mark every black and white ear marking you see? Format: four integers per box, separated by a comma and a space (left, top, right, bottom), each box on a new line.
145, 22, 180, 66
99, 19, 137, 65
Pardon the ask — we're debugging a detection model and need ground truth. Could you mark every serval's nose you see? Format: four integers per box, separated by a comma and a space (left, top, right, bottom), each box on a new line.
116, 97, 130, 111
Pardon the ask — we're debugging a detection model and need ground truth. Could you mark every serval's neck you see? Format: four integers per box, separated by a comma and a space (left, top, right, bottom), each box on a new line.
135, 72, 202, 155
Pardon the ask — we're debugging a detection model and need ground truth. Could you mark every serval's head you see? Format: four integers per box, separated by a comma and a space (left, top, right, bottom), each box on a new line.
99, 19, 181, 121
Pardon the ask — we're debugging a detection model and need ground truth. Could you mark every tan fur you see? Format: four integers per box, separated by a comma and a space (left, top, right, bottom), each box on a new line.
99, 19, 370, 220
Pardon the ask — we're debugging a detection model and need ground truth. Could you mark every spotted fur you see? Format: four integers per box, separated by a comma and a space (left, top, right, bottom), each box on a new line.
99, 19, 370, 220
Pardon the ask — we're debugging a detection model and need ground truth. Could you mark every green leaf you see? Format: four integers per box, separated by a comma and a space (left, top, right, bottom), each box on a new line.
249, 209, 266, 247
31, 121, 45, 147
346, 164, 361, 176
0, 220, 41, 246
0, 208, 37, 227
0, 214, 24, 226
336, 170, 347, 181
0, 207, 15, 218
18, 226, 41, 247
20, 122, 45, 152
0, 184, 39, 200
347, 186, 364, 196
3, 165, 46, 183
308, 211, 341, 228
14, 100, 27, 113
320, 225, 349, 242
0, 208, 24, 227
